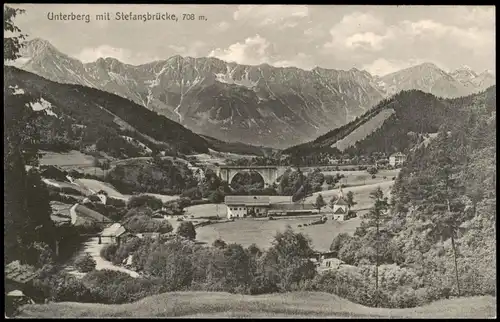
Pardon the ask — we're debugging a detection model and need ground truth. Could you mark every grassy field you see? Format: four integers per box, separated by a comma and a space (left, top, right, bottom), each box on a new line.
307, 180, 395, 211
321, 169, 400, 188
195, 215, 362, 251
75, 179, 126, 200
39, 150, 96, 167
17, 291, 496, 318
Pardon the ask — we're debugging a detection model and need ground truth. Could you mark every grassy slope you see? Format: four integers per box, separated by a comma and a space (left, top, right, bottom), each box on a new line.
333, 109, 395, 151
18, 292, 496, 318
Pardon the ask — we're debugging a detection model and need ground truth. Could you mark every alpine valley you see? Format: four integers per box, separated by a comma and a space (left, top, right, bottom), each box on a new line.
11, 38, 496, 148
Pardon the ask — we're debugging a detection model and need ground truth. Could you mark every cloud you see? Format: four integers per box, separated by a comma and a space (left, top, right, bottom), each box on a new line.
324, 12, 387, 50
322, 10, 495, 72
400, 19, 493, 54
169, 41, 207, 57
76, 45, 131, 63
208, 34, 274, 65
208, 35, 314, 70
233, 5, 309, 28
362, 58, 430, 76
273, 53, 315, 70
214, 21, 230, 32
75, 45, 160, 65
445, 6, 495, 29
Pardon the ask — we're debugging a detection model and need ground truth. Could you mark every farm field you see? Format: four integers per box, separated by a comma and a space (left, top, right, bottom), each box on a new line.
39, 150, 96, 167
195, 215, 362, 251
39, 150, 108, 177
322, 169, 400, 188
17, 291, 496, 318
185, 204, 227, 218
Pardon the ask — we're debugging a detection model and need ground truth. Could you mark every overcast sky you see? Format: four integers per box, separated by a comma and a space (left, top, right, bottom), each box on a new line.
7, 4, 496, 76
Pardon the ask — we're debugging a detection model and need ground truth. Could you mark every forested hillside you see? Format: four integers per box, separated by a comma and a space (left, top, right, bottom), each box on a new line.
285, 88, 495, 157
324, 87, 496, 306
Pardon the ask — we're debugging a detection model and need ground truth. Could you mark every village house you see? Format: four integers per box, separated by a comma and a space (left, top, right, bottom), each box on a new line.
310, 251, 357, 274
389, 152, 406, 167
332, 193, 349, 221
225, 195, 271, 219
99, 223, 127, 245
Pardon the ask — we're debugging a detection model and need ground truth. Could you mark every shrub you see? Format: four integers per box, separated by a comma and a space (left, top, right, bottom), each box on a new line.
213, 238, 227, 249
124, 214, 173, 233
177, 221, 196, 240
372, 175, 376, 179
51, 277, 97, 303
74, 253, 97, 273
181, 187, 202, 200
127, 194, 163, 210
100, 243, 118, 262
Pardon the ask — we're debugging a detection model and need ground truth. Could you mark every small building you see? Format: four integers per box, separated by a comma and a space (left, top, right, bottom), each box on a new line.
389, 152, 406, 167
101, 223, 127, 244
95, 190, 108, 205
225, 195, 271, 219
310, 252, 344, 273
332, 196, 348, 221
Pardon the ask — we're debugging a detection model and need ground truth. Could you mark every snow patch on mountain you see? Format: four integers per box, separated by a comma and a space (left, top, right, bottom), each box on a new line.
27, 98, 58, 117
8, 85, 25, 95
214, 65, 258, 89
120, 135, 152, 154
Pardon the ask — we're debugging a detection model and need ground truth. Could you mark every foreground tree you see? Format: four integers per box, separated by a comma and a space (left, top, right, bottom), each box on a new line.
177, 221, 196, 240
4, 6, 55, 265
313, 194, 326, 213
328, 195, 338, 209
365, 187, 390, 307
346, 191, 356, 210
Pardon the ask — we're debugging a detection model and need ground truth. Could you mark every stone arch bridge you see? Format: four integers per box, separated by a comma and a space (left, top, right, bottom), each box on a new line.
216, 166, 290, 187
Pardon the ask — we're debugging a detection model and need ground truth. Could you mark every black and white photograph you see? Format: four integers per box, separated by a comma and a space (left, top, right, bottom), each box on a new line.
4, 4, 496, 318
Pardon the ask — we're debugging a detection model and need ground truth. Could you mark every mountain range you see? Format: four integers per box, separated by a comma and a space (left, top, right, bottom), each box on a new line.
10, 38, 496, 149
4, 66, 273, 158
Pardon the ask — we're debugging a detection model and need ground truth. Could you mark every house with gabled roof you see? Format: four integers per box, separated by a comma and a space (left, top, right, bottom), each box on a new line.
225, 195, 271, 219
332, 188, 349, 221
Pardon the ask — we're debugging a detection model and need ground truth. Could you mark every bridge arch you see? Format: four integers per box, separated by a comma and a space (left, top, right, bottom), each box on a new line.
227, 170, 266, 188
217, 166, 289, 187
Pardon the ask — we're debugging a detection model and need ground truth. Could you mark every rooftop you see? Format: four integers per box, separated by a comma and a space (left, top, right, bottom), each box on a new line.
5, 261, 38, 284
335, 198, 349, 206
390, 152, 406, 157
74, 204, 112, 223
101, 223, 126, 237
268, 203, 316, 211
225, 195, 271, 206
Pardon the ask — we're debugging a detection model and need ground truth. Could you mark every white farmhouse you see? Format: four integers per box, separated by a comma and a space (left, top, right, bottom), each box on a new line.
224, 195, 271, 219
389, 152, 406, 167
